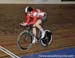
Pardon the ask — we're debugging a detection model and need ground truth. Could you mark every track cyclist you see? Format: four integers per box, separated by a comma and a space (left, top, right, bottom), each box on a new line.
20, 6, 47, 44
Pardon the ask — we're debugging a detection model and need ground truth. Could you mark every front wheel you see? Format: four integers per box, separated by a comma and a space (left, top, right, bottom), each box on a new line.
40, 30, 52, 47
17, 30, 33, 50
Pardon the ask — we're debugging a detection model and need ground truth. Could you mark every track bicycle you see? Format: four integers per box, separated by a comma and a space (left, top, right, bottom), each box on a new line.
17, 25, 52, 50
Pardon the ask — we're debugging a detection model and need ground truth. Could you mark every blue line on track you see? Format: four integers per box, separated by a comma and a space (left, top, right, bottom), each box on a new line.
21, 48, 75, 58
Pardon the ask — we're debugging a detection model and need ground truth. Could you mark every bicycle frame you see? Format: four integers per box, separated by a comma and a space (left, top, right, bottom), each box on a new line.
20, 25, 33, 31
20, 25, 42, 40
26, 25, 33, 31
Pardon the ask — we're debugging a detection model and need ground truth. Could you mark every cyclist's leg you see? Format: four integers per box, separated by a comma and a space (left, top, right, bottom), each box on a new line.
35, 19, 43, 31
32, 27, 36, 36
35, 13, 47, 33
32, 27, 37, 43
34, 19, 45, 38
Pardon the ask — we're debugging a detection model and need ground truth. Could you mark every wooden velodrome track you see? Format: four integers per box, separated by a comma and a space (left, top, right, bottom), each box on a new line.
0, 4, 75, 58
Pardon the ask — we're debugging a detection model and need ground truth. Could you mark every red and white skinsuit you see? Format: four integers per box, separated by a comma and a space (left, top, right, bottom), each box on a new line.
26, 9, 46, 25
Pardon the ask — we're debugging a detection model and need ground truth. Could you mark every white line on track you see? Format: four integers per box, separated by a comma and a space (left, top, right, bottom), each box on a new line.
0, 46, 20, 58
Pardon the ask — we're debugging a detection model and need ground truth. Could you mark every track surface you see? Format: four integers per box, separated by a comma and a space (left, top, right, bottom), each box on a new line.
0, 4, 75, 58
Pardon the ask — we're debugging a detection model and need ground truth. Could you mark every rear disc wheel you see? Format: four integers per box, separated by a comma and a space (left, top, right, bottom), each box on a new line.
40, 30, 52, 47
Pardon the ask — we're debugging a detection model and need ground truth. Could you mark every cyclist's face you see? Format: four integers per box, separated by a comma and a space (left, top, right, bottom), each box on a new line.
27, 11, 32, 15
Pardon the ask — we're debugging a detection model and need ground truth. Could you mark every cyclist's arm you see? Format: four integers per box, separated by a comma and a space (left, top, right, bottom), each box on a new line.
28, 16, 37, 25
26, 15, 30, 24
28, 12, 37, 25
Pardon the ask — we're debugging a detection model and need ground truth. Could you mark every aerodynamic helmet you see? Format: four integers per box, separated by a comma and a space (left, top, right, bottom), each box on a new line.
25, 6, 33, 13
